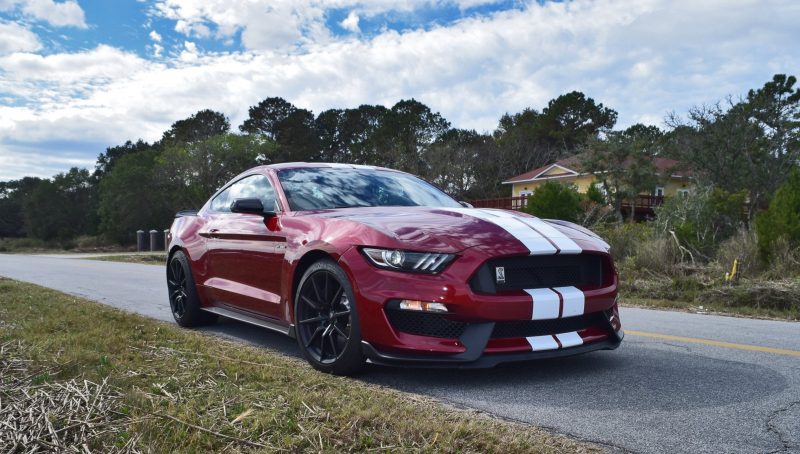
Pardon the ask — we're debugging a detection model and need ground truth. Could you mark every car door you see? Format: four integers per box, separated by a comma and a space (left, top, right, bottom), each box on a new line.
202, 174, 287, 320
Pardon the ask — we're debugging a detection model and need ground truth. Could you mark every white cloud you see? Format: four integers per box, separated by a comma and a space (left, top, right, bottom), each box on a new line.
149, 30, 162, 42
0, 0, 87, 28
340, 11, 360, 33
1, 0, 799, 180
0, 21, 41, 54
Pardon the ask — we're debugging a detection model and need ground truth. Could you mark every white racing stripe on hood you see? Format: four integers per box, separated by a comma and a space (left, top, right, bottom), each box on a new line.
485, 209, 582, 254
439, 208, 557, 255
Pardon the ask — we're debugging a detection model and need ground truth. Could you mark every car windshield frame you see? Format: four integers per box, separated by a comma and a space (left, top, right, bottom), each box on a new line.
276, 167, 462, 212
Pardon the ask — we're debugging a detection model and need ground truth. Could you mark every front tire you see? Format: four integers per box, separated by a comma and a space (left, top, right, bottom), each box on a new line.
167, 251, 217, 327
294, 259, 365, 375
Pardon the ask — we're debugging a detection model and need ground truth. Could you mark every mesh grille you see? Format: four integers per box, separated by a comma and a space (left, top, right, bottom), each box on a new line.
385, 310, 467, 339
471, 254, 605, 294
491, 312, 607, 339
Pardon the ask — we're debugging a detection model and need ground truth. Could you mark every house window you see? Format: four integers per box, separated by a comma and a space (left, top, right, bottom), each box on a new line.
654, 186, 665, 197
678, 189, 690, 197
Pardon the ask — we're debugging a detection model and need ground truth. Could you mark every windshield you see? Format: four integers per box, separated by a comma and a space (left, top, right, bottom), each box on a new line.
277, 167, 462, 211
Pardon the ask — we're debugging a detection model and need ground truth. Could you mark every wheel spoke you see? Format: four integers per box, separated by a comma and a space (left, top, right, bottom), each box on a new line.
331, 310, 350, 318
298, 315, 326, 325
329, 286, 343, 308
327, 331, 338, 357
301, 295, 322, 311
318, 325, 328, 359
323, 273, 330, 303
332, 324, 349, 340
311, 274, 326, 308
305, 326, 323, 349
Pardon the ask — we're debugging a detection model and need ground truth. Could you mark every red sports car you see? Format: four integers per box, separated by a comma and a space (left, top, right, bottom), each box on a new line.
166, 163, 623, 374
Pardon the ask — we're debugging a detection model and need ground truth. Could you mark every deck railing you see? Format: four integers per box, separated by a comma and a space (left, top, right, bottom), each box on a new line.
469, 195, 665, 211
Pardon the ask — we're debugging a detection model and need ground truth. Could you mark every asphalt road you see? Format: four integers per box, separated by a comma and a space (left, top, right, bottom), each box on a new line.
0, 254, 798, 453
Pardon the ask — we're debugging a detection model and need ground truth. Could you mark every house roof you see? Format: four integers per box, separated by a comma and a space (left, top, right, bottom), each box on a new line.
502, 152, 691, 184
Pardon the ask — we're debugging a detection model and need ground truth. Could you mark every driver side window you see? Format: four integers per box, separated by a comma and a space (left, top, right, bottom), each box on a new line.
210, 174, 277, 213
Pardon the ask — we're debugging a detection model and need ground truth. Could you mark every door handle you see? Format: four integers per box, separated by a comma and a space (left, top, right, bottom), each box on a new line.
209, 228, 220, 238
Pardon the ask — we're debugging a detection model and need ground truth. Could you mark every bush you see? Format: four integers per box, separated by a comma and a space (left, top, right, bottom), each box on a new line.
654, 186, 746, 260
756, 169, 800, 262
592, 222, 652, 262
523, 181, 582, 222
698, 280, 800, 311
715, 228, 762, 278
630, 235, 681, 275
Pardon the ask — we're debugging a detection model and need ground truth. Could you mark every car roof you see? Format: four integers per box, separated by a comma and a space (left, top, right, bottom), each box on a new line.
253, 162, 397, 172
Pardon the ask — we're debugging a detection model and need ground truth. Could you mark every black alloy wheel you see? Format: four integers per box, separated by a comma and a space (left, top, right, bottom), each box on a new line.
295, 259, 364, 375
167, 258, 188, 319
166, 251, 216, 327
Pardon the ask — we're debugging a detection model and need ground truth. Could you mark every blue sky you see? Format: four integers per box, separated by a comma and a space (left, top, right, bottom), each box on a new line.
0, 0, 799, 180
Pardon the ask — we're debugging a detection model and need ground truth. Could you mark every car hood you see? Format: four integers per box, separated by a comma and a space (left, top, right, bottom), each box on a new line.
306, 206, 610, 255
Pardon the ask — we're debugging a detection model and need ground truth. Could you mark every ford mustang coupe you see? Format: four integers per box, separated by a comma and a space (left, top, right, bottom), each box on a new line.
166, 163, 623, 374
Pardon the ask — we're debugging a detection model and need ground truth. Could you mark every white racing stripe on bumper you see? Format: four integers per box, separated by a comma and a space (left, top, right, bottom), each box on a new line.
524, 288, 560, 320
553, 286, 585, 317
526, 335, 560, 351
555, 331, 584, 348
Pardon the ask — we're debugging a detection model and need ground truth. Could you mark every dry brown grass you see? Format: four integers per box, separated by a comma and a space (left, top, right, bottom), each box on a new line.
0, 278, 600, 453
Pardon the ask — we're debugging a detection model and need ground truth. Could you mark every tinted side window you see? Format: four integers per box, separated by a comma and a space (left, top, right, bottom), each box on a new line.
210, 186, 233, 212
210, 174, 276, 213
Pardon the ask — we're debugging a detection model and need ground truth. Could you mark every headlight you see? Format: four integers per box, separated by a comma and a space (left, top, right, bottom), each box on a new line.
361, 247, 455, 273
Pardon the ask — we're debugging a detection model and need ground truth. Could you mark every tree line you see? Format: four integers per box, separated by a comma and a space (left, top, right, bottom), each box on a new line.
0, 74, 797, 246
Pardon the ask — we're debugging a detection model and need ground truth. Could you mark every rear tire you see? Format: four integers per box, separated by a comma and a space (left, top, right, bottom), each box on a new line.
294, 259, 365, 375
167, 251, 217, 327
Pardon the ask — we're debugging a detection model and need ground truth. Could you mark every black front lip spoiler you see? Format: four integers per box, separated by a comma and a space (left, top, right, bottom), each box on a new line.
361, 319, 624, 369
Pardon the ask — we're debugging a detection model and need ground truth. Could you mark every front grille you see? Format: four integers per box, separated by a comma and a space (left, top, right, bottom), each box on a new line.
491, 312, 607, 339
385, 310, 466, 339
471, 254, 605, 294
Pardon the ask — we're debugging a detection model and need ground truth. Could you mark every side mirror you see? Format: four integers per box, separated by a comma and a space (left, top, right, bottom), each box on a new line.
230, 198, 276, 217
459, 201, 474, 208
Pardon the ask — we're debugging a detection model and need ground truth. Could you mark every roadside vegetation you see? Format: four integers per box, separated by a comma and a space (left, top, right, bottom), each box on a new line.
0, 278, 598, 453
91, 253, 167, 265
524, 175, 800, 320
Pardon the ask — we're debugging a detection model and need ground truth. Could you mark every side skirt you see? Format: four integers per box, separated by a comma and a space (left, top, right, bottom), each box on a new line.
201, 306, 294, 338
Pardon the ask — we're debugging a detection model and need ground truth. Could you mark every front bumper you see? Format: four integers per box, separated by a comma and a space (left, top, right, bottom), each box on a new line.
338, 247, 623, 367
362, 332, 623, 369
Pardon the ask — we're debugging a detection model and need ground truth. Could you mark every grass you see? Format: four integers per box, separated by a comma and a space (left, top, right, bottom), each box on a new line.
0, 278, 597, 453
0, 236, 133, 254
622, 297, 800, 321
91, 253, 167, 265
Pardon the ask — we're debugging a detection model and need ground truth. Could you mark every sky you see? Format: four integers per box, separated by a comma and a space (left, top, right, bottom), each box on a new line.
0, 0, 798, 181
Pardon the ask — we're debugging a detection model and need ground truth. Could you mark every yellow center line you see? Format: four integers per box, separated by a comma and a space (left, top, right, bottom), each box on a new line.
626, 330, 800, 357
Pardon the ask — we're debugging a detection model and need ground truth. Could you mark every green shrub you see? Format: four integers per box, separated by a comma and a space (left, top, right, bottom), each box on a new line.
756, 169, 800, 262
585, 183, 606, 205
593, 222, 652, 262
523, 181, 582, 222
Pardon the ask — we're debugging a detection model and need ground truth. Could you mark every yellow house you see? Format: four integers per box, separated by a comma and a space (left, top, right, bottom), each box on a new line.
503, 153, 693, 199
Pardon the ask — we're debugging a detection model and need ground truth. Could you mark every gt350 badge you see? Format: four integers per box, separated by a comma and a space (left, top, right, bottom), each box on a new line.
496, 266, 506, 284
